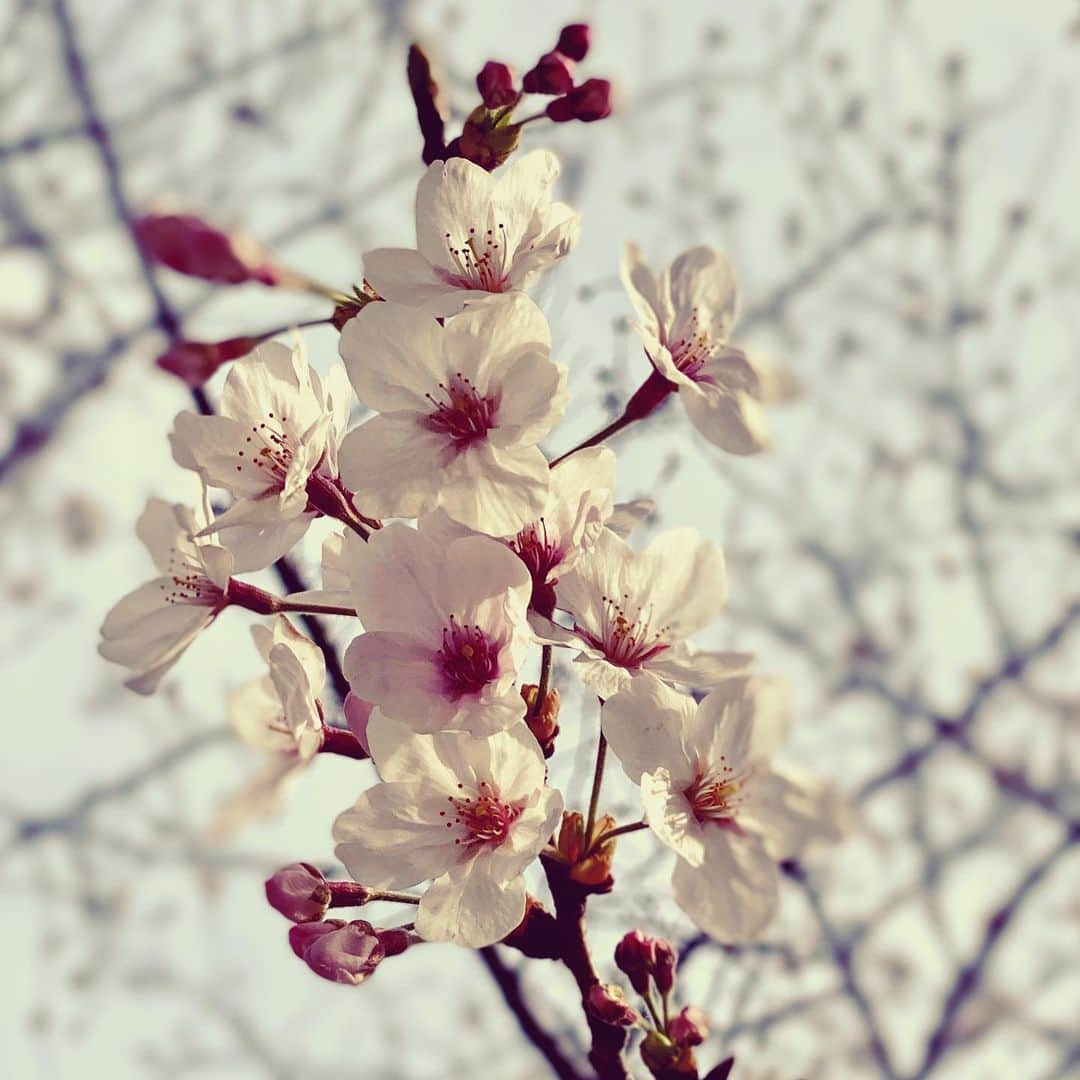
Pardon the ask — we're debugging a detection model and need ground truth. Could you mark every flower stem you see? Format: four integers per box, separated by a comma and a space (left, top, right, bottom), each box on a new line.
642, 987, 664, 1030
584, 728, 608, 847
584, 819, 648, 858
530, 644, 553, 720
278, 599, 357, 617
318, 724, 370, 760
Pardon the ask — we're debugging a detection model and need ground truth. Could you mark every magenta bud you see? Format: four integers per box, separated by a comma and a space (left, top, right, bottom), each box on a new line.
614, 930, 657, 996
523, 51, 574, 96
288, 918, 344, 960
133, 213, 277, 285
546, 78, 613, 123
476, 61, 518, 109
653, 939, 678, 995
556, 23, 591, 62
376, 927, 415, 957
587, 983, 639, 1027
302, 920, 386, 985
266, 862, 331, 923
668, 1005, 709, 1048
156, 335, 261, 388
343, 693, 374, 755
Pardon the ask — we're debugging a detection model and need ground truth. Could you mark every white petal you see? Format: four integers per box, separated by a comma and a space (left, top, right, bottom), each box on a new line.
342, 631, 445, 726
415, 157, 497, 270
636, 528, 728, 637
338, 414, 450, 520
666, 246, 739, 341
739, 766, 848, 860
642, 768, 705, 865
134, 499, 184, 573
491, 349, 568, 447
672, 828, 779, 944
416, 857, 527, 948
362, 248, 466, 316
438, 442, 549, 536
601, 675, 697, 783
682, 385, 770, 454
619, 241, 668, 341
644, 641, 753, 690
690, 676, 793, 770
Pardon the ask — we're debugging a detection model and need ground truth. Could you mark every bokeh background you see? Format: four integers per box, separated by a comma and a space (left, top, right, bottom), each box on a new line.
3, 1, 1078, 1077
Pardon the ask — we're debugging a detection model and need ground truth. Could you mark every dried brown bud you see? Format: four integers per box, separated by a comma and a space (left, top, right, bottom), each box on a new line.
451, 105, 522, 172
521, 684, 560, 756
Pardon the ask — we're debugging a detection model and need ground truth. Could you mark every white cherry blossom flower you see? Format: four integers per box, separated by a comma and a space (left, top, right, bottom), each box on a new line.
170, 339, 354, 567
98, 495, 252, 694
342, 522, 532, 733
337, 294, 567, 536
621, 243, 772, 454
602, 675, 846, 943
533, 527, 749, 699
333, 714, 563, 948
228, 617, 327, 761
363, 150, 579, 317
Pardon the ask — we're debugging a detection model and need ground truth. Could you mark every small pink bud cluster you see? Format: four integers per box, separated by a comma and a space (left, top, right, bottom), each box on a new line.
472, 22, 611, 127
610, 931, 713, 1076
267, 864, 417, 985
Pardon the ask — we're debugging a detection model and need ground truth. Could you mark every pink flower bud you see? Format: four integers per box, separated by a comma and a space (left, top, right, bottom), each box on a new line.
156, 335, 261, 388
668, 1005, 709, 1049
587, 983, 639, 1027
133, 213, 278, 285
614, 930, 658, 995
301, 920, 386, 985
546, 78, 613, 123
476, 61, 518, 109
523, 52, 574, 96
653, 939, 678, 995
288, 918, 344, 959
376, 927, 415, 957
343, 693, 374, 755
556, 23, 591, 62
265, 862, 331, 923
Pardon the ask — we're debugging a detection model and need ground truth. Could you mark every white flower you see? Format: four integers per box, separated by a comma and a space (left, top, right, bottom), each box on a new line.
602, 676, 846, 943
170, 339, 353, 566
338, 294, 567, 535
621, 243, 771, 454
99, 496, 250, 694
533, 527, 748, 699
228, 617, 327, 761
333, 713, 563, 948
363, 150, 579, 317
342, 522, 532, 733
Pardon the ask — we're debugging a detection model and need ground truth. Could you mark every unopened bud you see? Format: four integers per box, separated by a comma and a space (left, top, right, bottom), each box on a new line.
300, 919, 385, 985
587, 983, 639, 1027
556, 23, 591, 62
476, 61, 519, 109
668, 1005, 709, 1049
157, 335, 261, 387
133, 213, 277, 285
614, 930, 657, 995
641, 1030, 691, 1074
376, 927, 416, 957
523, 52, 574, 96
653, 939, 678, 995
288, 918, 344, 959
521, 684, 560, 756
546, 78, 613, 123
265, 862, 330, 923
550, 810, 616, 888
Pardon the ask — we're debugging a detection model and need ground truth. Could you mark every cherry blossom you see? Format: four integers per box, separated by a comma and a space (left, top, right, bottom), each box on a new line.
333, 714, 563, 948
337, 294, 566, 535
534, 527, 749, 698
228, 617, 327, 761
170, 339, 355, 566
621, 243, 774, 454
342, 522, 533, 733
98, 495, 251, 694
602, 676, 845, 942
362, 150, 579, 316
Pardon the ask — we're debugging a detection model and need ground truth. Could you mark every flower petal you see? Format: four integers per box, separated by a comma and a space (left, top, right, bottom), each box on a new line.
416, 856, 527, 948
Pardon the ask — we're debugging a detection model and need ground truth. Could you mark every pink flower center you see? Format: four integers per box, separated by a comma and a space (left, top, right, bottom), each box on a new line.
509, 516, 564, 587
438, 616, 500, 697
235, 411, 294, 488
668, 309, 715, 383
160, 548, 225, 608
425, 374, 498, 449
440, 780, 521, 848
580, 593, 670, 669
685, 760, 743, 824
442, 225, 510, 292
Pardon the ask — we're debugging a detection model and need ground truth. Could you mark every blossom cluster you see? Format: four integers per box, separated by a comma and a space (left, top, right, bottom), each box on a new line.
100, 26, 844, 1078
